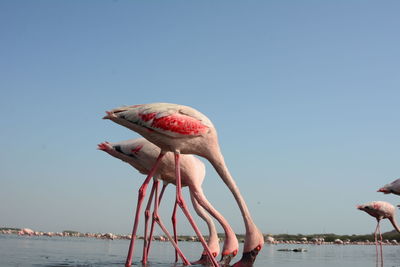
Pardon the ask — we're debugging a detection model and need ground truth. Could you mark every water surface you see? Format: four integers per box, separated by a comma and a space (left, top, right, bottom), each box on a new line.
1, 235, 399, 267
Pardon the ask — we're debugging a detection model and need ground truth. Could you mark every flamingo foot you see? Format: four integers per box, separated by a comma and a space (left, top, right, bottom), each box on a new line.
219, 250, 238, 266
231, 245, 262, 267
191, 253, 217, 266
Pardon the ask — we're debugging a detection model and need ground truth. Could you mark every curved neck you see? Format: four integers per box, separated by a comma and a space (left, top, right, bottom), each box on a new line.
204, 214, 219, 246
189, 184, 236, 240
189, 191, 219, 246
206, 149, 255, 234
389, 216, 400, 233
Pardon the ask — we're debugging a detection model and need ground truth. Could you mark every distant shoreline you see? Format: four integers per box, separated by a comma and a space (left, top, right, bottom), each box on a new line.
2, 227, 400, 245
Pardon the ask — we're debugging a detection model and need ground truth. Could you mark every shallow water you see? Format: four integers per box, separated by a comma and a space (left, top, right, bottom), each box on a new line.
1, 234, 399, 267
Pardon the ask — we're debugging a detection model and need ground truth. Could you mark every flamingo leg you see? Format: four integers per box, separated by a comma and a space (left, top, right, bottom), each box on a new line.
377, 220, 383, 266
147, 184, 178, 262
174, 152, 220, 267
374, 220, 379, 261
172, 200, 179, 262
125, 152, 165, 267
189, 192, 220, 266
158, 183, 168, 205
151, 179, 191, 265
141, 180, 157, 264
190, 186, 238, 265
146, 183, 168, 258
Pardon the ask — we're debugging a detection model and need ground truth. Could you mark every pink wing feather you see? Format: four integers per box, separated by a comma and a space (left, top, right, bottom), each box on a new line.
132, 104, 211, 137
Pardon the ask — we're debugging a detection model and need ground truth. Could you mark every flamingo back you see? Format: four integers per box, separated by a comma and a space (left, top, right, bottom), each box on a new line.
358, 201, 395, 219
108, 103, 214, 138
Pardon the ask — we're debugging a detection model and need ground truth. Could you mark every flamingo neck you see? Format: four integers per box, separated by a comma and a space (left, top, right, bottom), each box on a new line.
206, 148, 255, 234
205, 215, 219, 247
191, 185, 237, 241
189, 190, 220, 253
389, 216, 400, 233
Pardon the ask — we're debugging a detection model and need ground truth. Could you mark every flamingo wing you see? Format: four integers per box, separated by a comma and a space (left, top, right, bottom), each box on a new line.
122, 103, 212, 138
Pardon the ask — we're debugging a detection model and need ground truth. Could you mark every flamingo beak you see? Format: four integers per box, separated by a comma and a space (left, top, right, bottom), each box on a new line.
356, 205, 363, 210
219, 251, 236, 266
231, 245, 261, 267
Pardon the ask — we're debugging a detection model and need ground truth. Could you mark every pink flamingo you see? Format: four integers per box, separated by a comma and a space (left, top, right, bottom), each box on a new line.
357, 201, 400, 264
98, 138, 239, 265
103, 102, 264, 267
377, 178, 400, 196
18, 228, 34, 236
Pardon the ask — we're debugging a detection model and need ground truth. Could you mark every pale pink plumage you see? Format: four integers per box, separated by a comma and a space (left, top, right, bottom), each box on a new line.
98, 138, 239, 265
103, 103, 263, 267
357, 201, 400, 265
357, 201, 400, 229
18, 228, 34, 236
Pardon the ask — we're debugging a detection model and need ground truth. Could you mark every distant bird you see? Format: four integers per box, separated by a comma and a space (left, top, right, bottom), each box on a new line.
377, 178, 400, 196
98, 138, 239, 266
103, 102, 264, 267
357, 201, 400, 264
18, 228, 34, 236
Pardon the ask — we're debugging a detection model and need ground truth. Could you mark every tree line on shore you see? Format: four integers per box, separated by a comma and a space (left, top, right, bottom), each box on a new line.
2, 227, 399, 243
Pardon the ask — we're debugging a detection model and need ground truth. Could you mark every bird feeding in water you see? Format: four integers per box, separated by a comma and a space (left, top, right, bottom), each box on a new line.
357, 201, 400, 265
103, 103, 264, 267
98, 138, 239, 265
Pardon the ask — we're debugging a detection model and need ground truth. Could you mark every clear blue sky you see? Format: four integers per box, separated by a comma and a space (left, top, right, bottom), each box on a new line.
1, 1, 399, 236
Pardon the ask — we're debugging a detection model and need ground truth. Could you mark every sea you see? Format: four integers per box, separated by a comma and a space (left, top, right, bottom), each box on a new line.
1, 234, 399, 267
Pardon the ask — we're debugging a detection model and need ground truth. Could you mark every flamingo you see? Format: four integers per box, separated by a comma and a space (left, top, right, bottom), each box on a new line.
18, 228, 34, 236
103, 102, 264, 267
98, 138, 239, 266
377, 178, 400, 196
357, 201, 400, 264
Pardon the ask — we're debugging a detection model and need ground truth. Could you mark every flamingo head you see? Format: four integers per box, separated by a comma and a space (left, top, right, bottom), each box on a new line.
356, 204, 374, 212
231, 245, 262, 267
377, 187, 391, 194
191, 252, 219, 266
219, 249, 238, 266
357, 202, 383, 217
